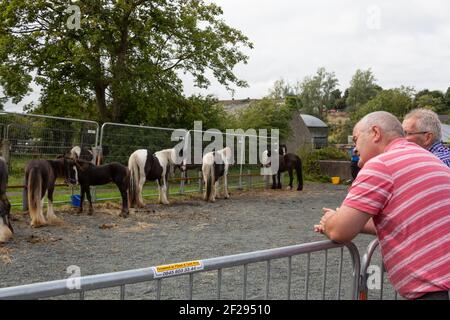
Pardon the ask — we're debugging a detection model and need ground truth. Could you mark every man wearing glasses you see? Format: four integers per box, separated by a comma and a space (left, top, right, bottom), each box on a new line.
402, 108, 450, 167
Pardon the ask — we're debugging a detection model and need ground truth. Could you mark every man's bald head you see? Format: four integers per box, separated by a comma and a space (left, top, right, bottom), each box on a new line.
356, 111, 405, 140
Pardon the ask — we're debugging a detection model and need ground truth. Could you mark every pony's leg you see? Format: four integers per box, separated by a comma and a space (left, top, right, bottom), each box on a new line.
78, 186, 85, 214
288, 169, 294, 190
202, 167, 208, 201
137, 172, 146, 207
86, 187, 94, 215
277, 171, 282, 189
46, 187, 63, 225
213, 180, 219, 201
271, 174, 277, 189
223, 174, 230, 199
118, 183, 129, 218
160, 175, 170, 205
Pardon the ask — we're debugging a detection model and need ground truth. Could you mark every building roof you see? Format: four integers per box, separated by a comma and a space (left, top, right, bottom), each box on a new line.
300, 114, 328, 128
442, 124, 450, 143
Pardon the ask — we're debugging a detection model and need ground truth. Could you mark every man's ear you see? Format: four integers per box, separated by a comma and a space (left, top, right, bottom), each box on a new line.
372, 125, 382, 143
424, 132, 435, 147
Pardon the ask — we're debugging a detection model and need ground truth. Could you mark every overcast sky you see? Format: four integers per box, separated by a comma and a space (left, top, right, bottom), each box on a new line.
5, 0, 450, 111
184, 0, 450, 100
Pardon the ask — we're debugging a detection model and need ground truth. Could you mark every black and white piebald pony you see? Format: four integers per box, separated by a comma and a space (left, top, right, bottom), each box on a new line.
69, 146, 94, 162
0, 157, 13, 242
202, 147, 232, 202
128, 148, 186, 207
24, 157, 77, 228
262, 148, 303, 191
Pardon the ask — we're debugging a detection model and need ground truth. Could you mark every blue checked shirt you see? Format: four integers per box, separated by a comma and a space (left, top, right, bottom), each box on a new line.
428, 141, 450, 167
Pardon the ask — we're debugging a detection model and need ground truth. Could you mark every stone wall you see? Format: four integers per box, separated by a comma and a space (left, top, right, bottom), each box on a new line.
318, 160, 352, 181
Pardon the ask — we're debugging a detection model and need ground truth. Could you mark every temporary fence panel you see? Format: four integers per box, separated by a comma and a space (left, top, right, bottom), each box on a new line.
0, 112, 99, 207
359, 239, 402, 300
0, 240, 361, 300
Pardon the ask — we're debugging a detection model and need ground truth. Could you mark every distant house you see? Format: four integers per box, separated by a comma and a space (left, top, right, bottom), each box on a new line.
442, 124, 450, 144
219, 99, 329, 152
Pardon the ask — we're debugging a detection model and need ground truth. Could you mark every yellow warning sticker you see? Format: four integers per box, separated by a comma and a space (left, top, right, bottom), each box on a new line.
152, 260, 204, 278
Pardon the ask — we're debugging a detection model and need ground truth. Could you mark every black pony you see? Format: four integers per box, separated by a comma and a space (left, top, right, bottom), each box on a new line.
25, 157, 76, 227
0, 157, 13, 242
262, 149, 303, 191
73, 159, 130, 217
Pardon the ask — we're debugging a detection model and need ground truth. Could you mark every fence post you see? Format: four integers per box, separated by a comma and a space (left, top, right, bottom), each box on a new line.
1, 139, 10, 166
179, 171, 185, 195
247, 169, 252, 190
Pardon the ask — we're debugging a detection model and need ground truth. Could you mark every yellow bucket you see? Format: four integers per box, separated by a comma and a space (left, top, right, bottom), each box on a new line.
331, 177, 340, 185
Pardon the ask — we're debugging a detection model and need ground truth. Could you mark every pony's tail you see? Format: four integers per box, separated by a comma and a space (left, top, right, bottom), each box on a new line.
128, 154, 140, 207
205, 162, 215, 201
27, 167, 46, 227
296, 157, 303, 191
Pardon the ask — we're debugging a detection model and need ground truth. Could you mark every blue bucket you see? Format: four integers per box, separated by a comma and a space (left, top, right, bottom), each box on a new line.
71, 195, 81, 207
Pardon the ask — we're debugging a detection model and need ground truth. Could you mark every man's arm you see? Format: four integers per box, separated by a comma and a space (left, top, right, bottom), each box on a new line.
316, 205, 373, 243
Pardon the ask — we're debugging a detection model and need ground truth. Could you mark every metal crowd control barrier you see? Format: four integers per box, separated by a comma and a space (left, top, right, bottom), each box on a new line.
359, 238, 400, 300
0, 240, 360, 300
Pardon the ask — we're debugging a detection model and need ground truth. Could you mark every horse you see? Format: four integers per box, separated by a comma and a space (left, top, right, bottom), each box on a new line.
262, 149, 303, 191
72, 159, 130, 217
69, 146, 94, 162
128, 148, 186, 207
24, 156, 77, 228
0, 157, 13, 242
202, 147, 232, 202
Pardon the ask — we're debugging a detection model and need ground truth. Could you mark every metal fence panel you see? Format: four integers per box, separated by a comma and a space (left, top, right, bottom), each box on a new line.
0, 240, 361, 300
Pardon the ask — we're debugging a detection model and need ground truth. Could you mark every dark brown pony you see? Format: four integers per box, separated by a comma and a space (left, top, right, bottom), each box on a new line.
0, 157, 13, 242
73, 159, 130, 217
24, 157, 76, 228
263, 150, 303, 191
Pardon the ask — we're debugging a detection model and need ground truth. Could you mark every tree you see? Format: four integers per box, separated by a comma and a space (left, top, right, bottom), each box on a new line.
346, 69, 380, 111
267, 78, 293, 100
234, 98, 293, 140
414, 89, 447, 113
351, 87, 414, 123
0, 0, 253, 122
445, 87, 450, 107
296, 67, 339, 119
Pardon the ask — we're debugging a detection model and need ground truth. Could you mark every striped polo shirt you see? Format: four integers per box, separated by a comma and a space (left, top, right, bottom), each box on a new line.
343, 138, 450, 299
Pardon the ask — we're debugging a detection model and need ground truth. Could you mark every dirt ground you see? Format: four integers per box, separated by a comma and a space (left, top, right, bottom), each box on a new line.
0, 182, 392, 300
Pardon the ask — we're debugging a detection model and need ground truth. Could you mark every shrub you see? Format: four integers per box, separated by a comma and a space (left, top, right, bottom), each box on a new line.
298, 146, 349, 182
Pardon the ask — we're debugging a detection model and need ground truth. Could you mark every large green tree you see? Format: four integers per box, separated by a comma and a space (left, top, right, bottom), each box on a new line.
296, 67, 339, 119
0, 0, 253, 122
346, 69, 381, 112
351, 87, 414, 122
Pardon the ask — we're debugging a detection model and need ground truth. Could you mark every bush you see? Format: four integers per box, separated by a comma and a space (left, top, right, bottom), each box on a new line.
298, 146, 349, 182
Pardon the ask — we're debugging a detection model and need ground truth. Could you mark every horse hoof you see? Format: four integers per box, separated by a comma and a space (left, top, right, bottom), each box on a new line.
120, 212, 129, 218
297, 187, 303, 191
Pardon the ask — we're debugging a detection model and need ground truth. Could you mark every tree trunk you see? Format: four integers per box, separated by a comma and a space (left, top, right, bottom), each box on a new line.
94, 82, 108, 122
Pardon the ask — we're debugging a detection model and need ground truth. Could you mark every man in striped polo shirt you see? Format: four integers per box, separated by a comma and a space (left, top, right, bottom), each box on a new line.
314, 111, 450, 300
402, 108, 450, 167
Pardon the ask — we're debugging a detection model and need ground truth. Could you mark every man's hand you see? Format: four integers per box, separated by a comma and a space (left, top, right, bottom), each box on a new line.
314, 207, 338, 234
313, 205, 373, 243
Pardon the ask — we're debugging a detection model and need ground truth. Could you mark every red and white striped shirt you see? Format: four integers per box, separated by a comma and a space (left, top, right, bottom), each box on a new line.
343, 138, 450, 299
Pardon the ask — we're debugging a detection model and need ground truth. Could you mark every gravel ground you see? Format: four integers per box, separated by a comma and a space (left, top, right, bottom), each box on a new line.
0, 182, 395, 300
